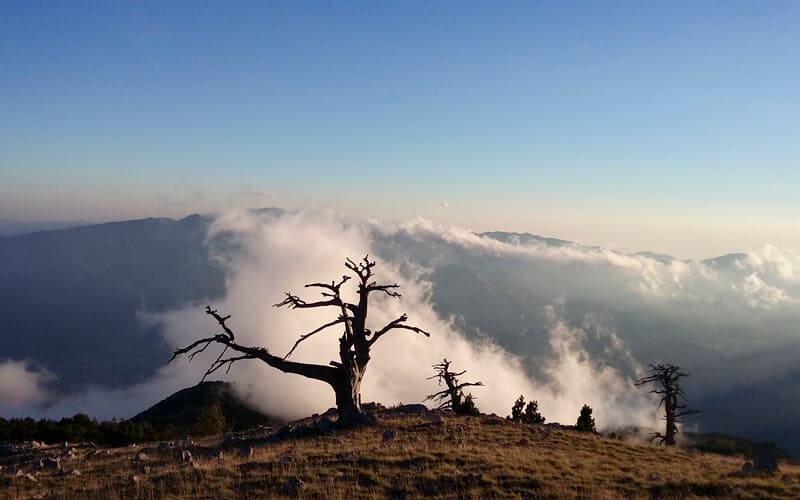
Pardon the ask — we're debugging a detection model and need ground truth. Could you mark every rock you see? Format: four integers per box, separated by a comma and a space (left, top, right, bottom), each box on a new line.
67, 469, 81, 476
283, 476, 305, 494
136, 452, 149, 462
362, 402, 385, 413
238, 446, 255, 459
24, 472, 37, 483
0, 445, 18, 457
480, 415, 506, 426
181, 450, 193, 463
395, 404, 428, 414
205, 450, 224, 460
313, 416, 336, 434
278, 455, 296, 465
782, 473, 796, 484
741, 462, 754, 475
15, 469, 25, 477
130, 474, 141, 486
42, 457, 62, 471
141, 466, 151, 474
752, 451, 779, 473
275, 424, 293, 439
321, 407, 338, 418
382, 429, 398, 442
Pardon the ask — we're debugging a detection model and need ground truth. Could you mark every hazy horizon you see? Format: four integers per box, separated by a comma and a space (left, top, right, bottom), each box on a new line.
3, 2, 800, 259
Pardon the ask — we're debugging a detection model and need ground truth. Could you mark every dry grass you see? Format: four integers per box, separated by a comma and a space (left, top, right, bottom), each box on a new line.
2, 411, 799, 499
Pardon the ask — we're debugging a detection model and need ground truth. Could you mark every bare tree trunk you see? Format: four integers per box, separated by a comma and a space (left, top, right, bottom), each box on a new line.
333, 369, 364, 426
664, 393, 677, 445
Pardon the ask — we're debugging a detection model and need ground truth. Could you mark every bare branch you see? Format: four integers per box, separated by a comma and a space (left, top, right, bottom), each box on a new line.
368, 313, 430, 346
274, 293, 341, 310
365, 283, 402, 298
205, 305, 236, 341
284, 316, 347, 360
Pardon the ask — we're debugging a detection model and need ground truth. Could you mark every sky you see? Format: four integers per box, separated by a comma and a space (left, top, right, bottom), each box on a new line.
1, 1, 799, 259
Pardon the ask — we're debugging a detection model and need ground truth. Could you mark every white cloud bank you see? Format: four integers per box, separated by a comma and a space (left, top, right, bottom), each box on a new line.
151, 209, 658, 430
15, 208, 800, 435
0, 360, 54, 416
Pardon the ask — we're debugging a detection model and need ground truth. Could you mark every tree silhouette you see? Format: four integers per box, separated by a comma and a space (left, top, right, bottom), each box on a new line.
425, 358, 483, 415
636, 363, 698, 445
170, 256, 430, 426
575, 404, 596, 433
508, 395, 545, 424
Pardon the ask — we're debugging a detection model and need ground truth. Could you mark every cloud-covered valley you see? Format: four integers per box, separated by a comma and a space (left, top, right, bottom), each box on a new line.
2, 209, 799, 451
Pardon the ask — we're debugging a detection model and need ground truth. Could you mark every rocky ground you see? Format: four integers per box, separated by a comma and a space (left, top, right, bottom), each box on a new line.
1, 405, 798, 499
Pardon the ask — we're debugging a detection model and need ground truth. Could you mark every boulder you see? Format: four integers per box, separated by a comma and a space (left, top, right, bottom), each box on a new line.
752, 451, 779, 473
42, 458, 62, 471
382, 429, 398, 442
313, 416, 336, 434
0, 445, 18, 457
394, 404, 428, 414
283, 476, 305, 494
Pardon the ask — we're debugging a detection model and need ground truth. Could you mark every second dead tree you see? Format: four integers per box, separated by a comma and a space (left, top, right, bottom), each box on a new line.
636, 363, 699, 445
425, 358, 483, 415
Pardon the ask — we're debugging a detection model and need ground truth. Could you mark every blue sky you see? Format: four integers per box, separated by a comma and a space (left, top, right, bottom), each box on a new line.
1, 1, 799, 257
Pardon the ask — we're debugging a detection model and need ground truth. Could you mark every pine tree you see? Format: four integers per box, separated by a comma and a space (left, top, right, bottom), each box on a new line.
575, 404, 596, 433
524, 400, 545, 424
509, 395, 526, 422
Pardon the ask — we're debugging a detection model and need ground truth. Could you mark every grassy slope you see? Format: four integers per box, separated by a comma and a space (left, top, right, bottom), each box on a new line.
2, 410, 799, 499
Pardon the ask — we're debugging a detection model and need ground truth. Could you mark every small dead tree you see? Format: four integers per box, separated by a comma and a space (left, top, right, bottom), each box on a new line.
425, 358, 483, 415
636, 363, 698, 445
170, 256, 430, 427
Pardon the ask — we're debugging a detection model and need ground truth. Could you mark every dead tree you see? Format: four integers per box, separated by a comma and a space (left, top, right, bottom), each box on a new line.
170, 256, 430, 427
636, 363, 699, 445
425, 358, 483, 415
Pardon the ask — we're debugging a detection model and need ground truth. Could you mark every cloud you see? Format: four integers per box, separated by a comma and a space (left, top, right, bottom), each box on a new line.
0, 360, 55, 416
10, 208, 799, 440
439, 201, 449, 208
240, 190, 273, 198
151, 209, 658, 430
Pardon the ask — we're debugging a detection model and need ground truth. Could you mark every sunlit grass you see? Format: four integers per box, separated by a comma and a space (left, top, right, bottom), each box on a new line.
2, 411, 798, 499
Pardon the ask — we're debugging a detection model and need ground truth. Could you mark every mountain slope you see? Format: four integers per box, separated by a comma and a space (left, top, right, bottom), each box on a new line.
1, 410, 798, 498
130, 381, 283, 431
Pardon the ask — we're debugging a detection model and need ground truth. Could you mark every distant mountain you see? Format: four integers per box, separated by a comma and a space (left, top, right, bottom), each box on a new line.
130, 381, 283, 431
479, 231, 577, 248
0, 219, 91, 237
0, 209, 280, 390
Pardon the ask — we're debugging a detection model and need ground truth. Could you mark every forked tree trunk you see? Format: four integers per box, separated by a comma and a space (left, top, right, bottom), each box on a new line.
664, 394, 678, 445
332, 368, 364, 426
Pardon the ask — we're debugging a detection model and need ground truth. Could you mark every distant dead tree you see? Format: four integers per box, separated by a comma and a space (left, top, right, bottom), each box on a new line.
425, 358, 483, 416
171, 256, 430, 427
636, 363, 699, 445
